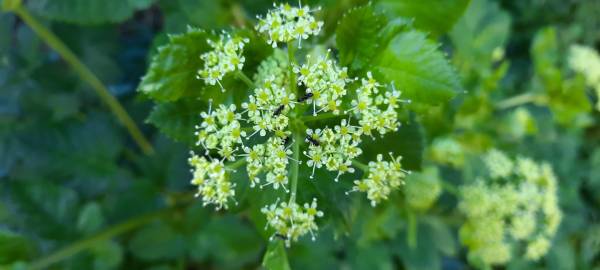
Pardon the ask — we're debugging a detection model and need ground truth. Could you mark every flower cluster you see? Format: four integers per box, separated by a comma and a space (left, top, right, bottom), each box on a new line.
304, 120, 362, 180
404, 166, 442, 211
429, 136, 465, 167
244, 137, 291, 190
256, 3, 323, 47
568, 45, 600, 111
350, 72, 402, 136
196, 103, 245, 161
459, 149, 562, 267
294, 53, 350, 115
198, 33, 249, 88
188, 3, 409, 245
350, 153, 408, 207
262, 198, 324, 247
188, 154, 235, 210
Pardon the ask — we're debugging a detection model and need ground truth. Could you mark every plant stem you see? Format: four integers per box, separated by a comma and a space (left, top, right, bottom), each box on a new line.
301, 112, 347, 122
495, 93, 545, 110
236, 70, 255, 89
13, 7, 154, 155
407, 210, 417, 249
441, 180, 460, 196
28, 210, 168, 270
289, 132, 301, 203
287, 42, 297, 96
227, 157, 247, 170
351, 160, 369, 173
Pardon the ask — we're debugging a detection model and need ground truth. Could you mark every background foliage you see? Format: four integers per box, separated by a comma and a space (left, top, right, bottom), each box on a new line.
1, 0, 599, 269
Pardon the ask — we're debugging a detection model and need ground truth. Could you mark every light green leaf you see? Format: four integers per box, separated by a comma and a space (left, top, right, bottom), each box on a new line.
336, 5, 386, 71
138, 27, 211, 102
374, 30, 462, 105
146, 99, 205, 144
77, 202, 105, 235
262, 241, 291, 270
376, 0, 470, 36
26, 0, 156, 24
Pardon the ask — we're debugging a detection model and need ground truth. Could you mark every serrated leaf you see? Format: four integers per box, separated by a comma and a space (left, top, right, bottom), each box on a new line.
262, 241, 291, 270
374, 30, 462, 105
146, 99, 205, 144
138, 27, 211, 102
376, 0, 470, 36
26, 0, 156, 25
336, 5, 386, 71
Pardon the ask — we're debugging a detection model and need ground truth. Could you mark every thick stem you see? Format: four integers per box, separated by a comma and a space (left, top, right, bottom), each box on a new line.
287, 43, 297, 96
13, 7, 154, 155
29, 210, 167, 270
289, 132, 301, 203
236, 70, 255, 89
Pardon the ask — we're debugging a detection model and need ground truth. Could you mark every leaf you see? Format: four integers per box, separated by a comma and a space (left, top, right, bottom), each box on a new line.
262, 241, 291, 270
77, 202, 105, 235
0, 229, 33, 264
138, 27, 211, 102
146, 99, 205, 144
90, 240, 123, 270
336, 5, 386, 71
26, 0, 156, 25
374, 29, 462, 105
128, 221, 186, 261
376, 0, 470, 36
450, 0, 511, 69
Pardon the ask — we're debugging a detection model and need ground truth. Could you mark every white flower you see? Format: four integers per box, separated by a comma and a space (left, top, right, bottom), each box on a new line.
188, 153, 236, 210
350, 153, 408, 206
484, 149, 514, 179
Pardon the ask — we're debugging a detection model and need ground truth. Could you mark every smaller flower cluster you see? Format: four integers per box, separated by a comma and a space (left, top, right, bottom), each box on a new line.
568, 45, 600, 111
262, 198, 324, 247
253, 49, 288, 88
244, 137, 292, 190
242, 79, 295, 138
198, 33, 249, 88
196, 103, 245, 160
429, 136, 465, 167
256, 3, 323, 47
351, 153, 408, 207
404, 166, 442, 211
189, 154, 235, 210
350, 72, 402, 136
295, 54, 350, 115
459, 149, 562, 267
304, 119, 362, 181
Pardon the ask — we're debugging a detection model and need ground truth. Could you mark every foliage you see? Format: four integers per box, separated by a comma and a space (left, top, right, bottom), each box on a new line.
0, 0, 599, 269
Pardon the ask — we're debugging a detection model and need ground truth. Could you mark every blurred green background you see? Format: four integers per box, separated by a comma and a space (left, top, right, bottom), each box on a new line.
1, 0, 600, 269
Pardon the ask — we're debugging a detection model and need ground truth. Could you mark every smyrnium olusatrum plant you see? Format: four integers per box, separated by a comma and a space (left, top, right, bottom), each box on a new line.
138, 2, 465, 249
188, 3, 410, 246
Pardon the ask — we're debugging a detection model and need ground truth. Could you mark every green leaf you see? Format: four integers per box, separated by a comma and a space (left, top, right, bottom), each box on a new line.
0, 229, 33, 264
336, 5, 386, 71
138, 27, 211, 102
374, 29, 462, 105
376, 0, 470, 36
262, 241, 291, 270
146, 99, 205, 144
128, 221, 186, 261
90, 240, 123, 270
450, 0, 511, 69
26, 0, 156, 24
77, 202, 105, 235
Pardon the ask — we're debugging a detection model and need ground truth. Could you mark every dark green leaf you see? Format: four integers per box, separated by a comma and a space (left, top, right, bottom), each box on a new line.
0, 229, 33, 264
77, 202, 105, 235
336, 5, 386, 71
128, 221, 186, 261
26, 0, 156, 24
146, 99, 205, 144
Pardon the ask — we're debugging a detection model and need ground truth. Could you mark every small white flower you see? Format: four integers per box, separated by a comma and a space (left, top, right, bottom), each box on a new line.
198, 33, 249, 89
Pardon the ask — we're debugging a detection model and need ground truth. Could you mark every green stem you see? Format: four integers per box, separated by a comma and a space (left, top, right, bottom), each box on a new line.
29, 210, 168, 270
441, 180, 460, 197
13, 7, 154, 155
407, 210, 417, 249
301, 112, 347, 122
495, 93, 546, 110
287, 42, 297, 96
289, 132, 301, 203
236, 70, 255, 89
352, 160, 369, 173
227, 157, 247, 170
